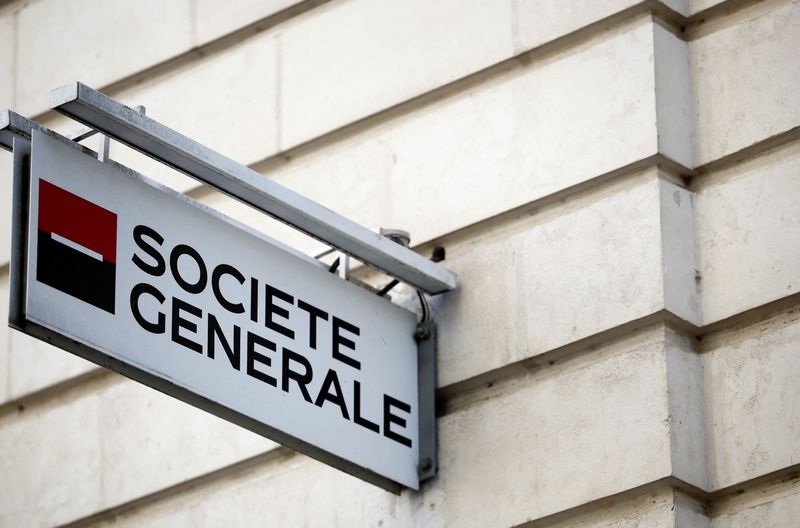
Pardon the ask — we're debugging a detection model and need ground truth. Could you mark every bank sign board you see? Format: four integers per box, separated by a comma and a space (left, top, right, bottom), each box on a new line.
12, 130, 421, 490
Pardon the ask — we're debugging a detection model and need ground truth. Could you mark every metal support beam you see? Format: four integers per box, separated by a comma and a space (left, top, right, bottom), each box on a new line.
0, 110, 47, 152
49, 82, 457, 294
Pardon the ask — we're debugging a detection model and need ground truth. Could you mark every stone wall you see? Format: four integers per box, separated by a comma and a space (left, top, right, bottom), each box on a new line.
1, 0, 798, 526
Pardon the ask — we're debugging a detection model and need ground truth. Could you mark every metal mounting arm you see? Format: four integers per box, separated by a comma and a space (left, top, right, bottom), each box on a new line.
0, 110, 47, 152
49, 82, 457, 295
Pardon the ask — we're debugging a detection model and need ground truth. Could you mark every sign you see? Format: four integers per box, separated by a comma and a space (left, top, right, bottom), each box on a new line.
12, 129, 422, 490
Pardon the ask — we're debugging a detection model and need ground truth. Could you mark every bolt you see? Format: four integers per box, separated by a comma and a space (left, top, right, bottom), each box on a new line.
415, 324, 431, 341
420, 458, 433, 473
380, 227, 411, 248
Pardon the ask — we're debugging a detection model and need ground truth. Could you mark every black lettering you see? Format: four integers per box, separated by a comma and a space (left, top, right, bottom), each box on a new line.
171, 297, 203, 353
249, 277, 259, 323
383, 395, 412, 448
314, 369, 350, 419
246, 331, 277, 387
353, 380, 380, 433
207, 313, 240, 370
281, 348, 313, 403
132, 225, 165, 276
170, 244, 208, 294
211, 264, 245, 314
297, 299, 328, 350
130, 283, 165, 333
264, 284, 294, 339
332, 317, 361, 370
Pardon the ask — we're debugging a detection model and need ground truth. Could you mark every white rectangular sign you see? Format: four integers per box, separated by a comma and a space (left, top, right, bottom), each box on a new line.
19, 129, 420, 490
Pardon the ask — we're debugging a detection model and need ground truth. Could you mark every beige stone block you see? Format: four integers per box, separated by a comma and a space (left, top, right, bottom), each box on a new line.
665, 328, 708, 489
0, 13, 13, 109
193, 0, 300, 44
660, 177, 700, 324
436, 170, 668, 387
98, 380, 272, 510
279, 0, 515, 148
109, 31, 279, 193
695, 143, 800, 324
0, 386, 104, 528
654, 24, 692, 168
691, 1, 800, 165
371, 327, 675, 527
0, 376, 272, 527
704, 312, 800, 489
16, 0, 193, 116
713, 481, 800, 527
388, 18, 663, 244
98, 327, 678, 527
265, 18, 667, 253
6, 329, 96, 402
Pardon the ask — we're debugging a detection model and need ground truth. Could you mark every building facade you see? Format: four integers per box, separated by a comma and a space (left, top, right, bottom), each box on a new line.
1, 0, 799, 526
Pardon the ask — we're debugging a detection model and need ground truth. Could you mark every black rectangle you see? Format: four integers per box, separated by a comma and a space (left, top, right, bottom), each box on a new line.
36, 231, 116, 313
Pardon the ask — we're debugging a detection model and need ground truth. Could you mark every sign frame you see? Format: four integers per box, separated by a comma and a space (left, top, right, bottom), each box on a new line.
7, 128, 438, 493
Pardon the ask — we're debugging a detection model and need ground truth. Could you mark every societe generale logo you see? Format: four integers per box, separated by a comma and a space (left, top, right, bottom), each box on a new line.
36, 179, 117, 314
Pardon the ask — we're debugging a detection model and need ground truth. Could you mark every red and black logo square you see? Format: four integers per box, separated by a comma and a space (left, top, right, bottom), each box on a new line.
36, 179, 117, 314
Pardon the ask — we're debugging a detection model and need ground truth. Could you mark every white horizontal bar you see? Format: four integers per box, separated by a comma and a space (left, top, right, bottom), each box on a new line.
49, 83, 456, 294
51, 232, 104, 261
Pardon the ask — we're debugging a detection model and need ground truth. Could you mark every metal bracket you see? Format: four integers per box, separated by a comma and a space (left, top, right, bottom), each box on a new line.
415, 320, 437, 481
67, 105, 145, 162
48, 82, 456, 294
0, 110, 46, 152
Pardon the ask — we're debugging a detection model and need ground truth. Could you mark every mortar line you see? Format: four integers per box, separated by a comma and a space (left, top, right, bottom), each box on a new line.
708, 466, 800, 517
511, 463, 800, 528
55, 447, 297, 528
691, 126, 800, 181
512, 477, 697, 528
0, 367, 111, 419
682, 0, 788, 39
